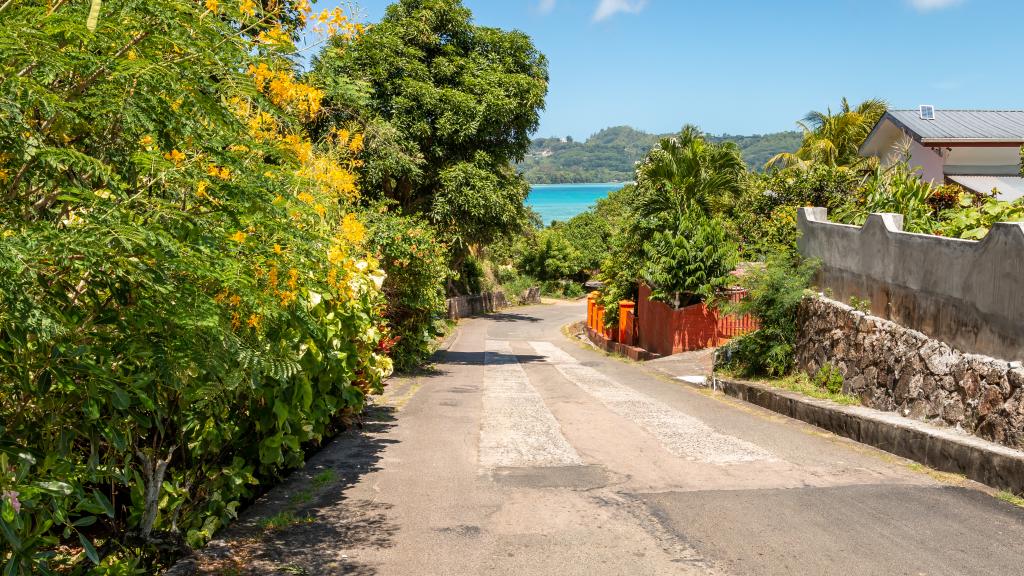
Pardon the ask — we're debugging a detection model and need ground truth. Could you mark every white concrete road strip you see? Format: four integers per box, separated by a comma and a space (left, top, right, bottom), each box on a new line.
479, 340, 583, 469
529, 341, 773, 464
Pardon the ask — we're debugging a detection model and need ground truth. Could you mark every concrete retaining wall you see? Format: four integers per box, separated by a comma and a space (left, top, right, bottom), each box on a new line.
720, 377, 1024, 494
797, 207, 1024, 361
797, 296, 1024, 451
446, 291, 510, 319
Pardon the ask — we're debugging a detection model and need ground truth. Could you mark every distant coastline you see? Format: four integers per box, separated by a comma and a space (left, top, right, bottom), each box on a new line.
529, 182, 631, 188
518, 126, 801, 185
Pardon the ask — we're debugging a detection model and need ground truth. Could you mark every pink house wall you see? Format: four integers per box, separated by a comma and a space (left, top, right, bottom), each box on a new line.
908, 140, 945, 183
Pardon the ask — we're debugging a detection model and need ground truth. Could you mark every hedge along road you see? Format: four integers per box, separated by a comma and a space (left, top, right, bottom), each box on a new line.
195, 301, 1024, 576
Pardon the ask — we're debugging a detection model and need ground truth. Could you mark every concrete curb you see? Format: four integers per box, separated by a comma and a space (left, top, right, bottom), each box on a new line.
720, 378, 1024, 494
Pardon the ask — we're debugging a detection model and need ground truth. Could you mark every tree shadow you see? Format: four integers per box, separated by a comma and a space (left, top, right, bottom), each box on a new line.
485, 312, 543, 323
195, 406, 400, 575
439, 350, 547, 366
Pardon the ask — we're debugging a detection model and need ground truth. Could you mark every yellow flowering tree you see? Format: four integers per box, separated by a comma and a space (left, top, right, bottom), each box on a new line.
0, 0, 388, 572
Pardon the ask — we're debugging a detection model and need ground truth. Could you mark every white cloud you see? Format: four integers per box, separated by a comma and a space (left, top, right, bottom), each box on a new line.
908, 0, 964, 12
538, 0, 556, 14
593, 0, 647, 22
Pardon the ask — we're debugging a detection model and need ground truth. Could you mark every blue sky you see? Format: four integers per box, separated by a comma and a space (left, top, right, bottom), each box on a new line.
312, 0, 1023, 140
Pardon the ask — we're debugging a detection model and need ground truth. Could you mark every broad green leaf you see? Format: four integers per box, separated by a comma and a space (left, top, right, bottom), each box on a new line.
72, 516, 96, 527
35, 481, 72, 496
78, 532, 99, 564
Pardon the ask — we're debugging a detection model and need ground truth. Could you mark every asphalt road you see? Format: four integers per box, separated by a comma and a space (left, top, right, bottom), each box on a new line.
201, 300, 1024, 576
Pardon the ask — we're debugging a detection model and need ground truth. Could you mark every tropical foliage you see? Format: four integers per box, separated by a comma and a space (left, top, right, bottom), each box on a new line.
643, 213, 738, 309
721, 256, 819, 377
597, 127, 746, 322
362, 208, 451, 371
936, 196, 1024, 240
633, 126, 747, 219
767, 98, 887, 170
834, 158, 939, 233
0, 1, 396, 572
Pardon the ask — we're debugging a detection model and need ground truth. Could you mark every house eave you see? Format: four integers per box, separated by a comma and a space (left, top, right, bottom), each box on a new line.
920, 139, 1024, 147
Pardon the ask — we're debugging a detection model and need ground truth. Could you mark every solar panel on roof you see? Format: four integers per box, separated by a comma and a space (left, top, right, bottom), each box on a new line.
919, 105, 935, 120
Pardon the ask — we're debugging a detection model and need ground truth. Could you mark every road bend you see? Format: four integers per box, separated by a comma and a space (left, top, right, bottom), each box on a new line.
207, 300, 1024, 576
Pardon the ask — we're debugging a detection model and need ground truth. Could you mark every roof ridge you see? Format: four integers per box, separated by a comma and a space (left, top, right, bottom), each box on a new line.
890, 109, 1024, 112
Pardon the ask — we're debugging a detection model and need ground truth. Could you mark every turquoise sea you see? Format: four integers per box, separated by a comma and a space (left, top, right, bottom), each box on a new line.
526, 183, 625, 226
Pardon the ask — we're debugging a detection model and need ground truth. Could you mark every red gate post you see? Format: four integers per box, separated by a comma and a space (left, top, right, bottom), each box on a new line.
618, 300, 635, 345
586, 292, 598, 329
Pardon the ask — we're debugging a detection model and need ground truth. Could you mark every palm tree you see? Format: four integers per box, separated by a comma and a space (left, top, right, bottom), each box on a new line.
633, 125, 746, 224
767, 98, 887, 170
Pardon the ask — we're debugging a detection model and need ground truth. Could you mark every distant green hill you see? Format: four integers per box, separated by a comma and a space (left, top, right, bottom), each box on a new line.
518, 126, 802, 184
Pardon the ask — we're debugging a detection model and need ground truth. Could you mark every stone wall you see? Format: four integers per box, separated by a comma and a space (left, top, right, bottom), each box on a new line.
797, 207, 1024, 361
797, 296, 1024, 450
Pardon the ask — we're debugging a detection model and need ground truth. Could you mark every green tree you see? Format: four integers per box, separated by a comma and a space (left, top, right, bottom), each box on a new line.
310, 0, 548, 279
643, 213, 739, 309
633, 126, 746, 221
599, 128, 744, 321
768, 98, 887, 170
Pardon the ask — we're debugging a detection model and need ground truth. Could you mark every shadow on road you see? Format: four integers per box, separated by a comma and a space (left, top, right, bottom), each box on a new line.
485, 312, 543, 323
440, 350, 547, 366
195, 406, 400, 575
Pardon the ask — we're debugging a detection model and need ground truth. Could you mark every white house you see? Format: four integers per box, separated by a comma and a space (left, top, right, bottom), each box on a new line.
860, 108, 1024, 201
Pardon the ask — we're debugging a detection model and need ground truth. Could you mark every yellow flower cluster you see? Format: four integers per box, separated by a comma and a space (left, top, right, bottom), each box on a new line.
282, 133, 313, 163
332, 128, 365, 155
248, 63, 323, 120
207, 165, 231, 180
340, 213, 366, 245
255, 25, 293, 48
300, 156, 358, 200
164, 149, 186, 164
310, 7, 365, 39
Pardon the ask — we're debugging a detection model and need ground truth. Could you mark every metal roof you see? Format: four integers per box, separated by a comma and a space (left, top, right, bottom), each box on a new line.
885, 110, 1024, 142
948, 175, 1024, 202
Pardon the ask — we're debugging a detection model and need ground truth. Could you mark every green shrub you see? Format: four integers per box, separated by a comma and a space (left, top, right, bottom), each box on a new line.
540, 280, 585, 299
364, 208, 450, 372
814, 363, 845, 395
643, 213, 739, 309
835, 159, 937, 233
457, 255, 486, 295
936, 196, 1024, 240
721, 256, 818, 376
519, 228, 579, 281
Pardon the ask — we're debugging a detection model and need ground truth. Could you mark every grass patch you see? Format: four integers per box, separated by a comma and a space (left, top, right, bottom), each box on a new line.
905, 462, 967, 485
719, 368, 861, 406
996, 491, 1024, 508
312, 469, 336, 488
260, 511, 314, 531
290, 488, 313, 506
